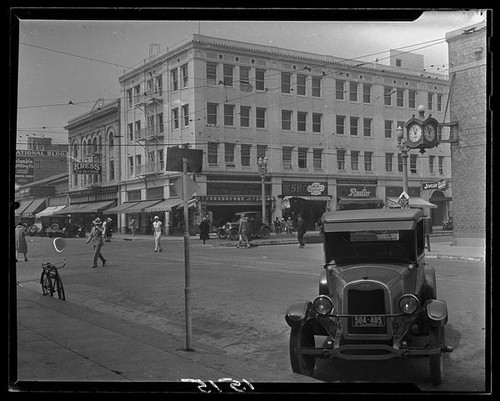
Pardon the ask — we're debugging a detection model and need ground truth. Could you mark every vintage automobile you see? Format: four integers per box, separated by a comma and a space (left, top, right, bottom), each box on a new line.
217, 211, 272, 240
285, 208, 452, 385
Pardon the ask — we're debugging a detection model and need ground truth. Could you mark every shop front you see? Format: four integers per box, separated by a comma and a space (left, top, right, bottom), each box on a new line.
336, 180, 384, 211
280, 181, 331, 231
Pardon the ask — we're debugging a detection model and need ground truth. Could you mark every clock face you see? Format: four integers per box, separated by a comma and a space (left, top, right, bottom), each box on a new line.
424, 124, 437, 142
407, 124, 422, 143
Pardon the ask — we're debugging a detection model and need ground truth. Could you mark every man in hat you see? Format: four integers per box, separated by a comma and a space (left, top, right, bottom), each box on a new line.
152, 215, 163, 253
86, 217, 106, 268
103, 218, 113, 242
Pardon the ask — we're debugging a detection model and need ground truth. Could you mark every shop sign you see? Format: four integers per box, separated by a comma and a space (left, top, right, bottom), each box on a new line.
338, 185, 376, 198
16, 149, 67, 157
15, 156, 34, 185
73, 162, 101, 174
422, 179, 448, 191
70, 185, 118, 197
282, 181, 328, 196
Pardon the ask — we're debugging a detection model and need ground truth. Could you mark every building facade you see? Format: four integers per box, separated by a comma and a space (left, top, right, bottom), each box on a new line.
446, 21, 487, 246
117, 34, 452, 232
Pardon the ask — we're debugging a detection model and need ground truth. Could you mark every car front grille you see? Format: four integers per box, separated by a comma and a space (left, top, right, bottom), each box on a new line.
346, 287, 388, 335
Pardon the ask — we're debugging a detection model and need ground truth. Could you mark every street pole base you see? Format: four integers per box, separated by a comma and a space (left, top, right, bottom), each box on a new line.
178, 347, 196, 352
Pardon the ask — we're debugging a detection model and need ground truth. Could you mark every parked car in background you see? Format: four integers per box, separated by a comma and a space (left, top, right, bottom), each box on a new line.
217, 212, 272, 240
285, 208, 452, 385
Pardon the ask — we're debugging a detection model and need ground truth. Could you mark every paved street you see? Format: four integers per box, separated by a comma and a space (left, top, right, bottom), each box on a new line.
13, 234, 486, 392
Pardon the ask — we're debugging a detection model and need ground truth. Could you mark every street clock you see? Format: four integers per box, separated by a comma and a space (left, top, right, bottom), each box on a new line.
404, 118, 423, 148
422, 116, 439, 148
404, 115, 439, 153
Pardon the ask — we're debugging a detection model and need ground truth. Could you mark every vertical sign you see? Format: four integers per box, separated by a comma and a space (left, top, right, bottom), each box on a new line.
15, 156, 35, 185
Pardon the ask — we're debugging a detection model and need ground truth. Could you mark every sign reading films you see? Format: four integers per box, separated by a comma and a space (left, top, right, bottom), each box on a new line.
72, 162, 102, 174
15, 156, 35, 184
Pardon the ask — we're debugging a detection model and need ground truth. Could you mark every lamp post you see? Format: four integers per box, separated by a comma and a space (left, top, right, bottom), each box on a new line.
258, 156, 268, 224
396, 125, 409, 195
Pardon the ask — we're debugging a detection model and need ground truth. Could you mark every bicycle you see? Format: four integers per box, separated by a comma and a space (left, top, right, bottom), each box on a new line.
40, 259, 66, 301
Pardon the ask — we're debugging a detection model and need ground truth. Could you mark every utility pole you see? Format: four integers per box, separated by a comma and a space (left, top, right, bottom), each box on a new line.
258, 157, 268, 224
182, 156, 193, 351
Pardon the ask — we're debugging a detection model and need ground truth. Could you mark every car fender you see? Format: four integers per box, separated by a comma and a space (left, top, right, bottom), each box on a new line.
319, 270, 328, 295
285, 300, 311, 327
425, 299, 448, 327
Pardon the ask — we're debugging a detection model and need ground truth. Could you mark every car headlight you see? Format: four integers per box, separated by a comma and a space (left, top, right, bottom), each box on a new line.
313, 295, 334, 315
399, 294, 420, 314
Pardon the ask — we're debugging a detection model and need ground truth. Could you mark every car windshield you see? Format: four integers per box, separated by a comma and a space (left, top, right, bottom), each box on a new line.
324, 229, 414, 264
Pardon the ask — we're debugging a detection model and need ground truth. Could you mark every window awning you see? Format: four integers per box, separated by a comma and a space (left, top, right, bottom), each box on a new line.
116, 199, 163, 214
103, 202, 140, 214
144, 197, 197, 213
53, 200, 116, 215
35, 205, 67, 218
21, 198, 46, 217
15, 200, 34, 216
386, 197, 437, 209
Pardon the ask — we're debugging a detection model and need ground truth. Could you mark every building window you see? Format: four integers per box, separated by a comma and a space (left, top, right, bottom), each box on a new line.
128, 156, 134, 176
208, 142, 218, 165
312, 113, 322, 133
351, 150, 359, 171
172, 107, 179, 129
155, 75, 163, 96
127, 123, 133, 141
350, 117, 359, 136
239, 66, 250, 85
397, 89, 404, 107
225, 143, 235, 166
312, 76, 321, 97
281, 72, 292, 94
349, 82, 358, 102
437, 94, 443, 111
241, 144, 251, 167
384, 87, 393, 106
385, 153, 393, 172
396, 58, 402, 67
256, 107, 266, 129
363, 118, 372, 137
127, 190, 141, 202
313, 148, 322, 170
337, 149, 346, 171
428, 93, 434, 110
255, 69, 265, 91
397, 153, 404, 172
158, 149, 164, 170
282, 110, 292, 131
364, 152, 373, 172
207, 61, 217, 85
224, 104, 235, 126
282, 147, 293, 169
336, 80, 345, 100
134, 85, 141, 103
109, 160, 115, 181
240, 106, 250, 127
297, 111, 307, 132
157, 112, 164, 133
180, 64, 188, 88
207, 103, 218, 125
385, 120, 393, 138
182, 104, 190, 127
298, 147, 307, 169
297, 74, 306, 95
171, 69, 178, 91
410, 154, 418, 174
438, 156, 444, 175
127, 89, 133, 108
363, 84, 371, 103
135, 120, 141, 137
429, 155, 435, 173
257, 145, 267, 162
336, 115, 345, 135
409, 90, 417, 109
223, 64, 234, 86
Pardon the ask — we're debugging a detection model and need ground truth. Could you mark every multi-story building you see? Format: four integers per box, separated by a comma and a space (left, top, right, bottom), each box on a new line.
117, 34, 452, 233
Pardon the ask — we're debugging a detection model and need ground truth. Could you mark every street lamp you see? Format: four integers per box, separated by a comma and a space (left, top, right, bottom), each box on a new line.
258, 156, 268, 224
396, 125, 409, 195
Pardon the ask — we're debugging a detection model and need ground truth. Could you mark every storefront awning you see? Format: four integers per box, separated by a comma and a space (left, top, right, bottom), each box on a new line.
198, 195, 274, 203
282, 195, 332, 202
21, 198, 46, 217
103, 202, 140, 214
35, 205, 67, 218
15, 200, 34, 216
117, 199, 163, 214
337, 196, 385, 207
53, 200, 116, 215
144, 197, 197, 213
386, 197, 437, 209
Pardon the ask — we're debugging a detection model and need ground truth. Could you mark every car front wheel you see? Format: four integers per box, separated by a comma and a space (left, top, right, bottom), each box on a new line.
429, 326, 445, 386
289, 321, 316, 376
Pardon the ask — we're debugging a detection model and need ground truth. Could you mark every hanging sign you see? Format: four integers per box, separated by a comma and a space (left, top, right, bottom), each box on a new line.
72, 162, 101, 174
422, 179, 448, 191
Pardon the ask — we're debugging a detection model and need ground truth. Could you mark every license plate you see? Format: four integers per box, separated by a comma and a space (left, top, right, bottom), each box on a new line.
351, 315, 386, 327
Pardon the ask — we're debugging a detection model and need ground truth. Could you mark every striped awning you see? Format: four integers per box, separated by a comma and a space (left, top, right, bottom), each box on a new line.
53, 200, 116, 215
21, 198, 46, 217
35, 205, 67, 218
103, 202, 140, 214
116, 199, 163, 214
197, 195, 274, 203
15, 200, 34, 216
144, 197, 198, 213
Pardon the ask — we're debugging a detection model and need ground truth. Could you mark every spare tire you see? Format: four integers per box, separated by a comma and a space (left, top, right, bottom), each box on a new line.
50, 223, 60, 231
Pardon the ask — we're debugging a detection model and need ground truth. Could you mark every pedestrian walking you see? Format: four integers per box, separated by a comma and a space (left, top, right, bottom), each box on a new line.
86, 217, 106, 268
285, 217, 294, 235
199, 216, 211, 244
296, 213, 307, 248
15, 222, 28, 262
274, 217, 282, 235
152, 215, 163, 252
128, 217, 136, 236
236, 216, 251, 248
103, 218, 113, 242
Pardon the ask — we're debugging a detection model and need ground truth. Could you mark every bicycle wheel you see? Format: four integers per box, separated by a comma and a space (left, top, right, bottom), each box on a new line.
40, 271, 53, 296
54, 275, 66, 301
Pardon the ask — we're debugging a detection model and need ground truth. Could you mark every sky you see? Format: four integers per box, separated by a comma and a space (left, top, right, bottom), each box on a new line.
14, 9, 486, 148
